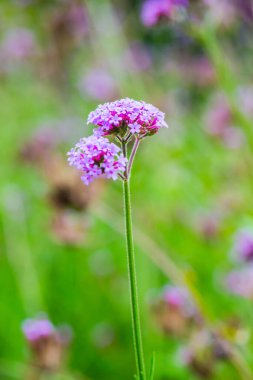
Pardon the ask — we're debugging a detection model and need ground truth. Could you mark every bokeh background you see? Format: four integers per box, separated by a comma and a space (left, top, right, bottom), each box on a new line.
1, 0, 253, 379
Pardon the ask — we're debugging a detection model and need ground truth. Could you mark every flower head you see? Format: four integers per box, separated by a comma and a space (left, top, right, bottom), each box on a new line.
78, 68, 116, 101
163, 285, 196, 316
151, 285, 197, 336
225, 266, 253, 298
22, 316, 54, 342
141, 0, 188, 27
2, 28, 35, 60
233, 229, 253, 262
163, 285, 189, 308
22, 314, 72, 371
67, 135, 127, 185
87, 98, 168, 138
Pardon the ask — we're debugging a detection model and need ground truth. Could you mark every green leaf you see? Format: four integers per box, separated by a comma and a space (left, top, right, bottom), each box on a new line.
149, 352, 155, 380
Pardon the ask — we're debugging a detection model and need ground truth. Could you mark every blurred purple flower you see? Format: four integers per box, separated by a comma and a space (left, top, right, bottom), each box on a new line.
205, 95, 231, 136
180, 328, 230, 378
88, 98, 168, 138
78, 69, 117, 101
163, 285, 195, 316
233, 229, 253, 262
205, 94, 244, 149
2, 28, 35, 60
67, 3, 89, 38
204, 0, 237, 28
22, 314, 72, 371
225, 266, 253, 298
233, 0, 253, 23
237, 86, 253, 118
141, 0, 188, 27
163, 286, 188, 308
194, 212, 221, 240
22, 317, 54, 342
67, 135, 127, 185
124, 42, 152, 72
151, 285, 197, 336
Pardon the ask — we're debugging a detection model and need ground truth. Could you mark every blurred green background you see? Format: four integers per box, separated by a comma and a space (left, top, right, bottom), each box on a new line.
1, 0, 253, 379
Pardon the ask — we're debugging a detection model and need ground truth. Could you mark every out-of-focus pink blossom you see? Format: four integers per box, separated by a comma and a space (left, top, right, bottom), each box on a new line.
194, 212, 221, 240
237, 86, 253, 118
22, 317, 54, 342
141, 0, 188, 27
233, 229, 253, 263
204, 94, 244, 149
226, 266, 253, 298
163, 285, 195, 316
204, 0, 237, 28
124, 42, 152, 72
67, 3, 89, 39
78, 69, 117, 101
233, 0, 253, 23
151, 285, 198, 336
182, 56, 216, 87
164, 286, 188, 308
2, 28, 36, 60
22, 314, 72, 371
181, 328, 230, 377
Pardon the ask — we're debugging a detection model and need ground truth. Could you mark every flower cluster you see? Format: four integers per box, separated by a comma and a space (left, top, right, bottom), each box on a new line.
22, 315, 72, 371
67, 135, 127, 185
2, 28, 36, 60
164, 285, 191, 310
67, 98, 167, 185
150, 285, 197, 336
225, 227, 253, 298
225, 267, 253, 298
22, 317, 54, 342
233, 228, 253, 262
87, 98, 168, 138
163, 285, 196, 319
141, 0, 188, 27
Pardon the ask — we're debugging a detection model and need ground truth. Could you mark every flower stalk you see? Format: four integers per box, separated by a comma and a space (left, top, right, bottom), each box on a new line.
122, 141, 146, 380
67, 98, 168, 379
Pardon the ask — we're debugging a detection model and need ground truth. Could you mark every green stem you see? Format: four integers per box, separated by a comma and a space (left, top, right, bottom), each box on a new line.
123, 177, 146, 380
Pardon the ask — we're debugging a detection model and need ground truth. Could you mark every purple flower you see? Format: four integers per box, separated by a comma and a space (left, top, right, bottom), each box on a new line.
163, 285, 195, 315
67, 136, 127, 185
22, 317, 54, 342
67, 4, 89, 38
225, 266, 253, 298
2, 28, 35, 60
204, 0, 237, 28
234, 229, 253, 262
78, 69, 116, 101
87, 98, 168, 138
141, 0, 188, 27
124, 42, 152, 72
204, 94, 244, 149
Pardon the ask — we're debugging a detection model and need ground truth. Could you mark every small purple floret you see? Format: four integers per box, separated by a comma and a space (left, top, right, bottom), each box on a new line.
141, 0, 188, 27
226, 266, 253, 298
22, 317, 54, 342
162, 285, 195, 316
163, 286, 188, 308
67, 135, 127, 185
2, 28, 35, 59
234, 229, 253, 262
87, 98, 168, 138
